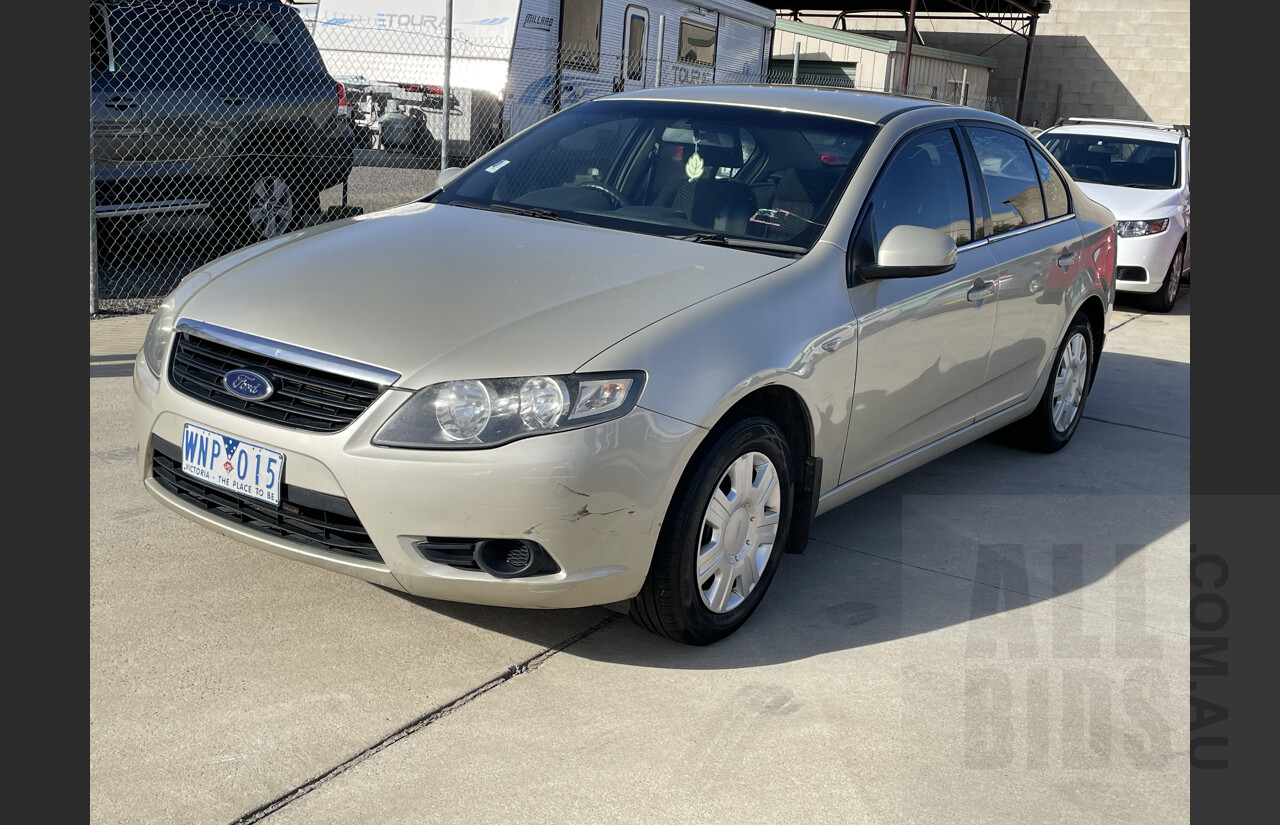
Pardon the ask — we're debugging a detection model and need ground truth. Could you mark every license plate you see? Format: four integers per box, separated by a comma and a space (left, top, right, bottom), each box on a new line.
181, 423, 284, 506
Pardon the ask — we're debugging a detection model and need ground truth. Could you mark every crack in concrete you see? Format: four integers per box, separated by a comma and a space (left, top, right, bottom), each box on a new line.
226, 613, 619, 824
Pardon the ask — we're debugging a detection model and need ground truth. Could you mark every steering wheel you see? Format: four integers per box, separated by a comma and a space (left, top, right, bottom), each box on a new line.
575, 181, 629, 209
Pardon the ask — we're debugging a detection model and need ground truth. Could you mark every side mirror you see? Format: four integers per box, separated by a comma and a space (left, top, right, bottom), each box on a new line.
437, 166, 464, 188
857, 224, 958, 280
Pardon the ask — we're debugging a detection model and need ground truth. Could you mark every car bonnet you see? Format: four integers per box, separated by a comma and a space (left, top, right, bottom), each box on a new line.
1073, 181, 1185, 220
173, 202, 793, 388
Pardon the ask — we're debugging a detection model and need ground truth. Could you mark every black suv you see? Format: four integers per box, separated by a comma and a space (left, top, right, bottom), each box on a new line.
91, 0, 355, 246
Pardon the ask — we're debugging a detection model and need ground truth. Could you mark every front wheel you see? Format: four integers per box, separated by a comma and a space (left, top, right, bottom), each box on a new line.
1000, 314, 1095, 453
630, 417, 795, 645
1144, 243, 1184, 313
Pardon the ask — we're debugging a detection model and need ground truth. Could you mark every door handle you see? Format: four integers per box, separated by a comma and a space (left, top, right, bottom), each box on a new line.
1057, 251, 1078, 269
966, 279, 996, 306
222, 97, 245, 106
106, 96, 134, 110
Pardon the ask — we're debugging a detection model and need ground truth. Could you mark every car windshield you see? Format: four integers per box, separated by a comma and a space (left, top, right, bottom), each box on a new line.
430, 99, 877, 255
1040, 133, 1180, 189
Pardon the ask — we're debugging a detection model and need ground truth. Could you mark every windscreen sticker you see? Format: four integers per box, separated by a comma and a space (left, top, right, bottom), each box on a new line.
485, 159, 510, 173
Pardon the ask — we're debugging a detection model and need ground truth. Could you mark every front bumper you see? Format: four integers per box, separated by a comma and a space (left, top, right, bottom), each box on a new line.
1114, 226, 1182, 294
132, 356, 701, 609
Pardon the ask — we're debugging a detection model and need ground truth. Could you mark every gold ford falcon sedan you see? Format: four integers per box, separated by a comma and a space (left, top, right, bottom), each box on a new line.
133, 84, 1116, 645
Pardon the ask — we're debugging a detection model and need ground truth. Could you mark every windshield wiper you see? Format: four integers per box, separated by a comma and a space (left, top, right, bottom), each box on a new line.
671, 233, 808, 256
448, 200, 586, 223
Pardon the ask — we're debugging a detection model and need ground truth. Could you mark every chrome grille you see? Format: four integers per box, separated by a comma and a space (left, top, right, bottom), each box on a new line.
168, 320, 398, 433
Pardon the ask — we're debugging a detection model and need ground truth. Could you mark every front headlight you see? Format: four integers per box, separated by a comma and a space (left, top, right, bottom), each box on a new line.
372, 371, 646, 449
141, 294, 179, 377
1116, 218, 1170, 238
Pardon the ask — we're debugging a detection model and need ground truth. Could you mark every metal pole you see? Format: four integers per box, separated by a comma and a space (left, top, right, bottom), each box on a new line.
900, 0, 918, 95
1015, 14, 1038, 124
90, 94, 98, 316
441, 0, 451, 171
791, 42, 799, 84
961, 68, 968, 106
655, 15, 664, 87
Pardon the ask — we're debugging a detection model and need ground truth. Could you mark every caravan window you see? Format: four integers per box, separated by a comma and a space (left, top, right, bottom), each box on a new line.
677, 20, 716, 67
625, 8, 648, 81
562, 0, 603, 72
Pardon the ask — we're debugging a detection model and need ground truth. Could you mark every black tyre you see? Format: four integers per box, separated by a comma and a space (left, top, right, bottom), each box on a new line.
630, 416, 795, 645
212, 154, 307, 249
1001, 314, 1095, 453
1144, 242, 1185, 313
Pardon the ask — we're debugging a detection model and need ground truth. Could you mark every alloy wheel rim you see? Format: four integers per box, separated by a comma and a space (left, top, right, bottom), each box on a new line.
696, 451, 782, 614
1165, 252, 1181, 304
1051, 332, 1088, 433
247, 175, 294, 239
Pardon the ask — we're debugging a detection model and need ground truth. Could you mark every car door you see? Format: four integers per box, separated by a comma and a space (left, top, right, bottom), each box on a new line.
963, 125, 1084, 418
841, 126, 1000, 483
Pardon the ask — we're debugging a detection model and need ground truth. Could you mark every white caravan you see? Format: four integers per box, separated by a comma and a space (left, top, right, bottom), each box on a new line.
296, 0, 776, 154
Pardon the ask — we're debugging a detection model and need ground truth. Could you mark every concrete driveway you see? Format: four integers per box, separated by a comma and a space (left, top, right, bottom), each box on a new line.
90, 288, 1190, 824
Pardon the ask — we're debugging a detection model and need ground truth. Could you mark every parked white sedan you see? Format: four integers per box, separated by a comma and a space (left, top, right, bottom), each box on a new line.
1038, 117, 1189, 312
134, 85, 1116, 645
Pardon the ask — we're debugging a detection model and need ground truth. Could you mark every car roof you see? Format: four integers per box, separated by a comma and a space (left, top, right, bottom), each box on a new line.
1041, 118, 1187, 144
599, 84, 1019, 128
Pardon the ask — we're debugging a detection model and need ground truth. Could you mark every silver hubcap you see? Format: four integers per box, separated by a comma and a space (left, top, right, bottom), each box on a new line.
696, 451, 782, 614
247, 175, 294, 239
1051, 332, 1089, 433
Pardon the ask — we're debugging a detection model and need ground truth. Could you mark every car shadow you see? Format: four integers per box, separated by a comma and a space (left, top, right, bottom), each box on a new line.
1113, 283, 1192, 316
380, 347, 1190, 669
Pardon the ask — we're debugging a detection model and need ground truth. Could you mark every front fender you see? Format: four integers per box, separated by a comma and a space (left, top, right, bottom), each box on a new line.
580, 242, 858, 477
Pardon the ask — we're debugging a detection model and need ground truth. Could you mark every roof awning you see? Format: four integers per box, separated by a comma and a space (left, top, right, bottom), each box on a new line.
770, 2, 1053, 121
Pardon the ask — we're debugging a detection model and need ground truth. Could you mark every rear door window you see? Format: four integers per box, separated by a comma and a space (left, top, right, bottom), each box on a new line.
966, 127, 1045, 234
107, 6, 232, 79
1032, 145, 1070, 219
227, 13, 301, 79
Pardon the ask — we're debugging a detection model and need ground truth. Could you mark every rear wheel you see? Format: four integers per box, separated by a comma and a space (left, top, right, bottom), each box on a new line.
213, 154, 311, 248
629, 416, 795, 645
1000, 314, 1095, 453
1145, 242, 1184, 313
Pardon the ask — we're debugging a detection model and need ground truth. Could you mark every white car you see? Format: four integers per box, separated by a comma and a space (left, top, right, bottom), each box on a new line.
1038, 117, 1189, 312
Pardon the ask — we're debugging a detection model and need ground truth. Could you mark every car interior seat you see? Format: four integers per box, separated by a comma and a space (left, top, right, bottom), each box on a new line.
1137, 152, 1176, 187
748, 167, 840, 241
655, 139, 756, 233
1061, 142, 1108, 183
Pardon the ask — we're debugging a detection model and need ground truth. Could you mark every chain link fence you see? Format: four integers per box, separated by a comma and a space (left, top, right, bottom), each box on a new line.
90, 0, 1003, 315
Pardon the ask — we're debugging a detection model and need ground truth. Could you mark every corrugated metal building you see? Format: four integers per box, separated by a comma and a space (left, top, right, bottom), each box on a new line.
773, 1, 1190, 127
770, 17, 998, 109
